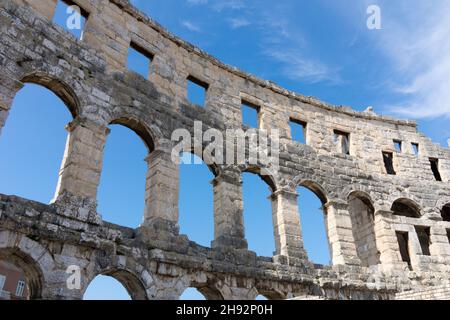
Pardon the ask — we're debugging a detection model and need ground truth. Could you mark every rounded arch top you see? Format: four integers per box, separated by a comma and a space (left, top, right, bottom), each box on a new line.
296, 180, 328, 205
110, 117, 156, 153
347, 190, 376, 210
391, 198, 422, 218
21, 73, 80, 118
241, 166, 277, 192
83, 266, 149, 300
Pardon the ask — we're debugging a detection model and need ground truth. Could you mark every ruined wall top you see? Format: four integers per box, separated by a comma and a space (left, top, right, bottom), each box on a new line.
111, 0, 414, 127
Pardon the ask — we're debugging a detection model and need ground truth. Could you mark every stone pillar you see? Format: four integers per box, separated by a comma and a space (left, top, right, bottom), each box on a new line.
142, 150, 179, 234
211, 171, 248, 249
323, 201, 361, 266
52, 117, 109, 221
430, 226, 450, 257
270, 189, 308, 259
373, 210, 406, 270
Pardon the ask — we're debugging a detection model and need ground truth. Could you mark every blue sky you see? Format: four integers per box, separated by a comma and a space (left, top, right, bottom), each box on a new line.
1, 0, 449, 300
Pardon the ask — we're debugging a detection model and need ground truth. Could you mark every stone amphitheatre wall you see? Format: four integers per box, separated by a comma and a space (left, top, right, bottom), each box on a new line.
0, 0, 449, 299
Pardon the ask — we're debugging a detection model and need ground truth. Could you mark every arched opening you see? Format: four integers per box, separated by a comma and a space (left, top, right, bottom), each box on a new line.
391, 199, 421, 218
442, 204, 450, 222
348, 192, 380, 267
97, 120, 152, 228
0, 249, 44, 300
242, 171, 275, 257
297, 183, 331, 266
179, 287, 207, 300
0, 83, 73, 203
84, 275, 131, 300
256, 289, 285, 300
179, 152, 215, 247
84, 270, 147, 300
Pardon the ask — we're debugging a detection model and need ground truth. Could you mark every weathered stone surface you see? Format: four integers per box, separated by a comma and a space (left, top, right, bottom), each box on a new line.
0, 0, 449, 300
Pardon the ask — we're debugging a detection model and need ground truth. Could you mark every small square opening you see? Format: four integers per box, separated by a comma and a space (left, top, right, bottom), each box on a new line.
53, 0, 89, 40
383, 152, 396, 175
290, 119, 307, 144
127, 42, 154, 79
412, 143, 419, 156
415, 227, 431, 256
187, 76, 208, 107
430, 158, 442, 181
334, 130, 350, 155
241, 101, 259, 128
396, 231, 412, 270
394, 140, 402, 153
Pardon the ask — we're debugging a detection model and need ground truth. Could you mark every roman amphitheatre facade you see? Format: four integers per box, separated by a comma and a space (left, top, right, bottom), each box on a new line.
0, 0, 449, 300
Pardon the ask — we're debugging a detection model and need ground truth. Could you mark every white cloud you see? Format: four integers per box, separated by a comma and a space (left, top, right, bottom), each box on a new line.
186, 0, 208, 5
212, 0, 246, 12
373, 0, 450, 119
228, 18, 250, 29
182, 20, 201, 32
258, 6, 340, 85
267, 50, 340, 84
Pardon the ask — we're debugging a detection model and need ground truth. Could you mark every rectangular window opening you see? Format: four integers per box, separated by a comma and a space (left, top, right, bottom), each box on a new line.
430, 158, 442, 181
394, 140, 402, 153
241, 100, 260, 128
0, 275, 5, 291
333, 130, 350, 155
290, 119, 307, 144
396, 231, 412, 270
127, 42, 154, 79
53, 0, 89, 40
15, 280, 25, 297
187, 76, 208, 107
412, 143, 419, 156
383, 151, 396, 175
415, 227, 431, 256
447, 229, 450, 244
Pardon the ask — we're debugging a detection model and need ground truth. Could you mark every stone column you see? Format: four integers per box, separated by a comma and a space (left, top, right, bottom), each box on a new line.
323, 201, 361, 266
430, 225, 450, 257
52, 117, 109, 222
373, 210, 406, 270
142, 150, 179, 234
270, 189, 308, 260
211, 171, 248, 250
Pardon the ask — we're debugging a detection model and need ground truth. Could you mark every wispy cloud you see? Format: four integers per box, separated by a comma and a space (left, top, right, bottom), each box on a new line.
182, 20, 202, 32
373, 0, 450, 119
258, 5, 341, 85
267, 50, 340, 84
186, 0, 208, 5
228, 18, 250, 29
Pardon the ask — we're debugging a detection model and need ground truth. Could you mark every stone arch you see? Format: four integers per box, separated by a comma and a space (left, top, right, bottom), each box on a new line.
256, 288, 287, 300
20, 72, 81, 118
110, 116, 156, 153
83, 267, 149, 300
347, 191, 380, 267
0, 231, 55, 300
297, 180, 328, 204
180, 145, 222, 177
241, 165, 277, 192
391, 198, 422, 218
